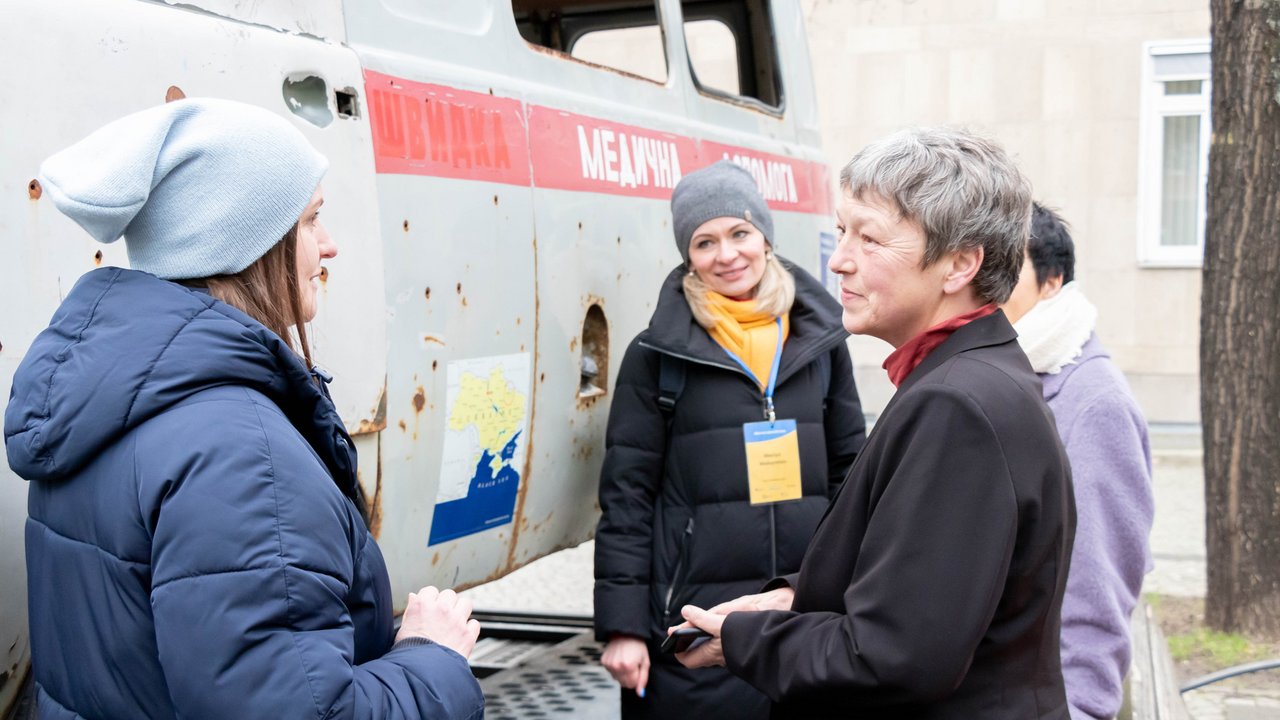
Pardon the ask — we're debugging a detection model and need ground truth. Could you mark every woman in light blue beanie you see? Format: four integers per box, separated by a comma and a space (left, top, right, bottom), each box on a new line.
6, 99, 484, 719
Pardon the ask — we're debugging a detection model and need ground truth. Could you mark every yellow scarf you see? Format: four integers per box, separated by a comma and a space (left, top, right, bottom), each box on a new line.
704, 291, 790, 391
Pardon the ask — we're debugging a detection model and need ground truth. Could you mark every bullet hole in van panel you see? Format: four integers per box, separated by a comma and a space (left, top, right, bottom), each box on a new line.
579, 303, 609, 399
282, 74, 334, 128
94, 251, 103, 266
28, 179, 41, 200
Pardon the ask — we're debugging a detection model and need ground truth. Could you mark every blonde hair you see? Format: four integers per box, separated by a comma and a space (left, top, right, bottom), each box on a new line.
202, 225, 314, 370
683, 254, 795, 330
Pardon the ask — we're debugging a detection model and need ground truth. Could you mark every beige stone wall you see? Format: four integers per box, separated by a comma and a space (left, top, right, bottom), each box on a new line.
801, 0, 1209, 423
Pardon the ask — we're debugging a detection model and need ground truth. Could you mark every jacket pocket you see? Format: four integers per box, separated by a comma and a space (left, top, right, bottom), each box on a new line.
661, 517, 695, 627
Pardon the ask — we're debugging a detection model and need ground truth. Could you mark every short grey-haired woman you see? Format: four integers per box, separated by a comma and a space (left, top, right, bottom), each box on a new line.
594, 161, 866, 719
675, 128, 1076, 719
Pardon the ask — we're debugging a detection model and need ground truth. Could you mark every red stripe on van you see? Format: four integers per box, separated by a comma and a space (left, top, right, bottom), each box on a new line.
365, 70, 832, 216
365, 71, 531, 185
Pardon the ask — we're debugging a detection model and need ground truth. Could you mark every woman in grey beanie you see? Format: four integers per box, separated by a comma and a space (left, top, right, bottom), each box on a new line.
593, 160, 866, 720
6, 99, 484, 720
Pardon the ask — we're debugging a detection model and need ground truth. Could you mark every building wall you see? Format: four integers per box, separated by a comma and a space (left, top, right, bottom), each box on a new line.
800, 0, 1209, 423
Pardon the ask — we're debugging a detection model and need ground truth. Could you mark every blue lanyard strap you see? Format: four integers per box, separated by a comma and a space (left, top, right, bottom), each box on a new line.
720, 317, 784, 423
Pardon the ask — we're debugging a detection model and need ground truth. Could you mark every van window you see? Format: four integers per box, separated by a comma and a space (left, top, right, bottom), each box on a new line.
682, 0, 782, 108
512, 0, 669, 84
684, 19, 739, 95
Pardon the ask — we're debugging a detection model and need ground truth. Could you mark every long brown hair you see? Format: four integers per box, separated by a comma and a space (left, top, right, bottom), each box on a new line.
204, 226, 314, 369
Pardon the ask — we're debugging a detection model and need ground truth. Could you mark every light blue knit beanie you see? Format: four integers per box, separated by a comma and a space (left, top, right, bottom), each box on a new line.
38, 98, 329, 280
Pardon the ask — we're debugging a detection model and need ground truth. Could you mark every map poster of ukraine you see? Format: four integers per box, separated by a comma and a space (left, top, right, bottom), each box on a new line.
429, 352, 531, 546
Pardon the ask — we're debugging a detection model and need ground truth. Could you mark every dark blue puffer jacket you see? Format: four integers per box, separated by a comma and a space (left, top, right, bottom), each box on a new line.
4, 268, 484, 720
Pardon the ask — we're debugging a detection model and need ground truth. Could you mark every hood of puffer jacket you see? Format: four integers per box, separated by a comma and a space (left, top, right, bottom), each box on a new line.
5, 267, 354, 489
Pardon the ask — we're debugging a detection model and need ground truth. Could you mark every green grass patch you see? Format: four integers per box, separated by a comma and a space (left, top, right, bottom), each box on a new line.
1167, 627, 1265, 667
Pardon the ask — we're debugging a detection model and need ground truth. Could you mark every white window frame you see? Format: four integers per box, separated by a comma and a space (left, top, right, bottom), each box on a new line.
1137, 39, 1211, 268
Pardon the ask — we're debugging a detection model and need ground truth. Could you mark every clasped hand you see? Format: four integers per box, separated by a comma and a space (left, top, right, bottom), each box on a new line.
669, 586, 795, 669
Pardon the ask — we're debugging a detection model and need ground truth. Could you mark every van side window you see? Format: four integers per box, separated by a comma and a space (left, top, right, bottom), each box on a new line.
512, 1, 669, 84
682, 0, 782, 108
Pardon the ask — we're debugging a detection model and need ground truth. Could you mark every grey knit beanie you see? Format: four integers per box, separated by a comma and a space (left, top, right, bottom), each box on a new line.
670, 160, 773, 264
38, 98, 328, 280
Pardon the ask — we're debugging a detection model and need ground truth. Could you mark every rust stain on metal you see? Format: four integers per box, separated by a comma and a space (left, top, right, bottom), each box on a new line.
398, 419, 407, 432
540, 372, 545, 383
431, 552, 440, 567
525, 42, 664, 85
360, 430, 384, 538
455, 282, 462, 294
373, 435, 386, 535
432, 360, 439, 372
422, 334, 446, 346
165, 86, 186, 102
94, 250, 103, 266
505, 232, 541, 571
493, 194, 499, 205
403, 219, 410, 232
318, 267, 328, 284
461, 296, 468, 308
352, 382, 388, 435
412, 387, 425, 414
424, 287, 431, 301
28, 179, 41, 200
569, 337, 578, 352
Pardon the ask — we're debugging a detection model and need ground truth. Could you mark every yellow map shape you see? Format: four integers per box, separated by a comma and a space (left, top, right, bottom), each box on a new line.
448, 367, 527, 475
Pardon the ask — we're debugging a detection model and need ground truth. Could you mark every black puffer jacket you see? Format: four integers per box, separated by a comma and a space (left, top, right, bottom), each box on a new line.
594, 260, 866, 719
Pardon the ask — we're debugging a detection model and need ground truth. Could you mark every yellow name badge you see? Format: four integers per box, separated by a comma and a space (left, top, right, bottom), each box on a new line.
743, 419, 803, 505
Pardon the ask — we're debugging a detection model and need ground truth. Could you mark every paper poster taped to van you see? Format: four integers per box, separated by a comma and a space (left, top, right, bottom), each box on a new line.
429, 353, 532, 546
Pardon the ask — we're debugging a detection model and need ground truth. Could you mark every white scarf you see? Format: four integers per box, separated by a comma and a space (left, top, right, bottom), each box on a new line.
1013, 281, 1098, 375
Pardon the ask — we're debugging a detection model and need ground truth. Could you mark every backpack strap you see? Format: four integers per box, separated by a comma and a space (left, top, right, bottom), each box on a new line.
818, 347, 832, 415
657, 352, 686, 417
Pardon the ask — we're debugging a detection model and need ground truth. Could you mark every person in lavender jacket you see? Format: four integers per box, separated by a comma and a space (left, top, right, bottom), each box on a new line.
1002, 203, 1155, 720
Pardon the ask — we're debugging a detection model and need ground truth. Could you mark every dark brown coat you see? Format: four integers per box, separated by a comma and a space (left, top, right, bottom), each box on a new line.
721, 311, 1075, 719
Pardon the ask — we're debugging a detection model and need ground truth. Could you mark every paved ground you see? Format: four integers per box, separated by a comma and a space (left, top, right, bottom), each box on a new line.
460, 434, 1280, 719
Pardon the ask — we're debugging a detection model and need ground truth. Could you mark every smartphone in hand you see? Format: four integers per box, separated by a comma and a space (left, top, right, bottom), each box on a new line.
659, 627, 711, 654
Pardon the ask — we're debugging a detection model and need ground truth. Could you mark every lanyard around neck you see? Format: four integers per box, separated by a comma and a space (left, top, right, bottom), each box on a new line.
719, 317, 784, 423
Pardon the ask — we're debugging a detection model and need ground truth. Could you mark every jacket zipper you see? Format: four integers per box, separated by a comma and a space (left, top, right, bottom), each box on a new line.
662, 517, 695, 626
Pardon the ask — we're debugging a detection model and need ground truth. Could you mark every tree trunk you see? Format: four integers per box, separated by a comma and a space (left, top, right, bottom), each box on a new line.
1202, 0, 1280, 636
